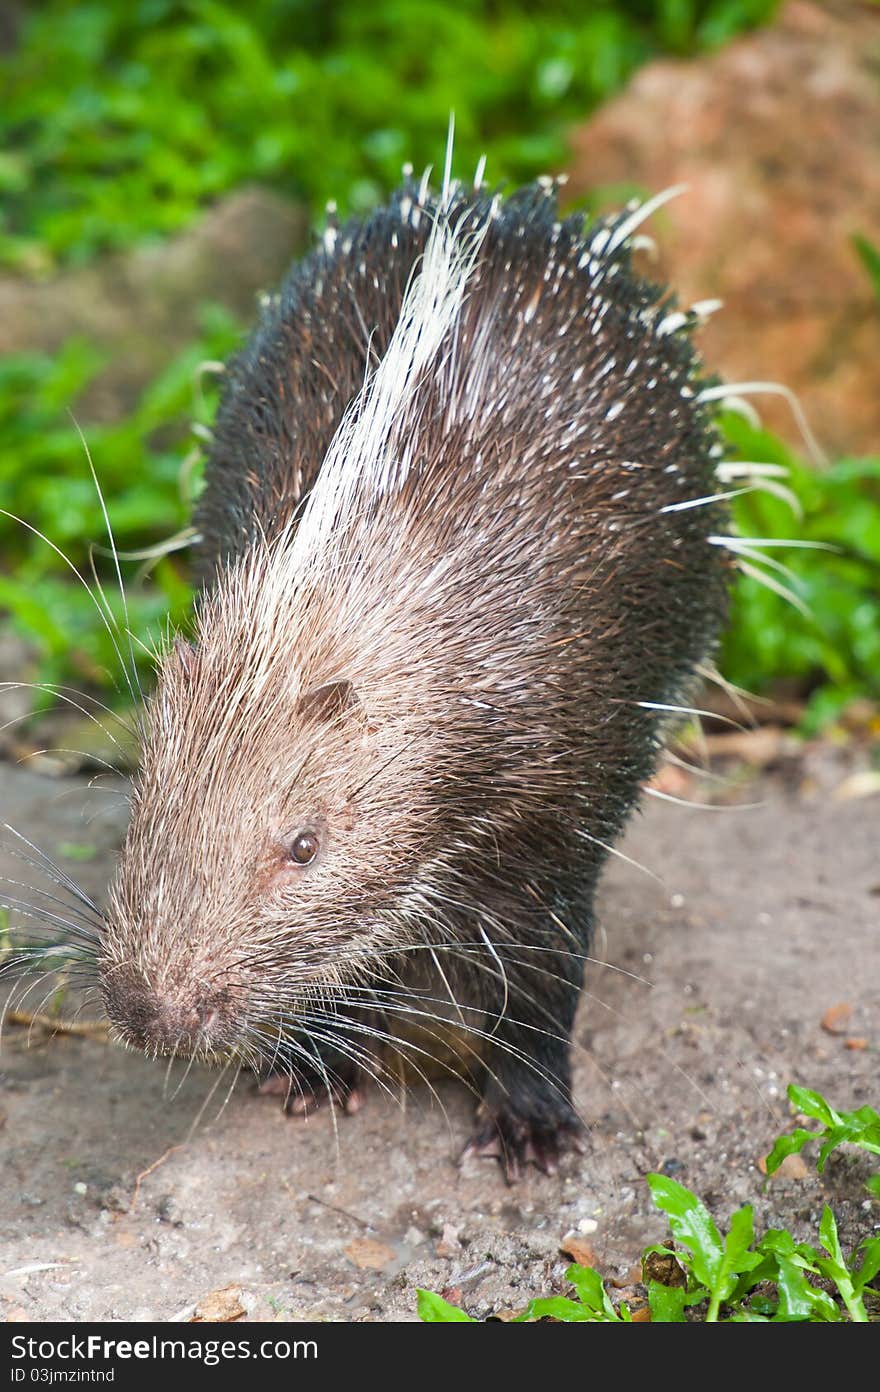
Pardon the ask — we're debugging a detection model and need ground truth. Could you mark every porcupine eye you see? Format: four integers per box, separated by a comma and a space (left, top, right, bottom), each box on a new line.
289, 831, 320, 866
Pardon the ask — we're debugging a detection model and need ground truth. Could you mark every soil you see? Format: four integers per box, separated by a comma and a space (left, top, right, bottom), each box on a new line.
0, 748, 877, 1323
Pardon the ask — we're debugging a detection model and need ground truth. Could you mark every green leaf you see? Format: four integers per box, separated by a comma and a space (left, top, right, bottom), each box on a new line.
564, 1264, 612, 1315
647, 1174, 726, 1292
819, 1205, 844, 1267
853, 232, 880, 301
648, 1178, 767, 1320
787, 1085, 841, 1129
815, 1207, 869, 1322
57, 842, 97, 862
515, 1296, 597, 1322
853, 1236, 880, 1297
416, 1290, 475, 1322
772, 1254, 840, 1322
647, 1281, 688, 1322
765, 1127, 821, 1174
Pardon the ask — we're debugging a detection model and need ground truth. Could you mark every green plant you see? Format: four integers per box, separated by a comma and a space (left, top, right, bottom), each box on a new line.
852, 233, 880, 302
418, 1086, 880, 1322
719, 414, 880, 730
766, 1085, 880, 1199
645, 1175, 878, 1322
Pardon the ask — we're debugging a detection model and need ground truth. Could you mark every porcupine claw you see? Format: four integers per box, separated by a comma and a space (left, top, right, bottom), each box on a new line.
461, 1107, 586, 1184
257, 1067, 363, 1118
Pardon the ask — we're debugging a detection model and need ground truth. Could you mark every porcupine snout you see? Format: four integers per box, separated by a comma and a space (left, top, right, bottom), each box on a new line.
101, 958, 239, 1058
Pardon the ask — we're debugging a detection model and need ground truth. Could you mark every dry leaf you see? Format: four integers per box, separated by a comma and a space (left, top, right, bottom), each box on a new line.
344, 1237, 396, 1271
192, 1285, 246, 1322
647, 764, 693, 797
821, 1002, 853, 1035
439, 1286, 463, 1306
844, 1037, 868, 1051
642, 1248, 687, 1288
759, 1152, 809, 1181
701, 726, 784, 766
435, 1224, 461, 1258
560, 1232, 596, 1268
832, 771, 880, 801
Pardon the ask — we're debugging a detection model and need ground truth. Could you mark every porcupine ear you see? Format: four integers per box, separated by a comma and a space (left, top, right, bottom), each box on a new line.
172, 635, 199, 675
296, 679, 360, 726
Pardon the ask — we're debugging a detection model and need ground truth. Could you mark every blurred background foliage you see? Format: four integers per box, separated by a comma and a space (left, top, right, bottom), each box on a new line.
1, 0, 778, 272
1, 0, 878, 736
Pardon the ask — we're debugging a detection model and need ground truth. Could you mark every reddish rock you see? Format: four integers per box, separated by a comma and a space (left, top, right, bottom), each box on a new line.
566, 1, 880, 458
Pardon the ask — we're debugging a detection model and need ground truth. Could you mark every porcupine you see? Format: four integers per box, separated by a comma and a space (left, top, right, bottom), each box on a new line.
98, 166, 731, 1180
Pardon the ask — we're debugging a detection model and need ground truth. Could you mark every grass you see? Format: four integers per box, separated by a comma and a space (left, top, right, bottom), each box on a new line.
418, 1085, 880, 1322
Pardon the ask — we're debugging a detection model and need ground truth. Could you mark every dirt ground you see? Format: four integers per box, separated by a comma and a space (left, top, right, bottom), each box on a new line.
0, 746, 876, 1323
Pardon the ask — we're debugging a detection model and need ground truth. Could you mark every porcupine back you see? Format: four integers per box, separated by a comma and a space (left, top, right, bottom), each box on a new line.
102, 175, 730, 1173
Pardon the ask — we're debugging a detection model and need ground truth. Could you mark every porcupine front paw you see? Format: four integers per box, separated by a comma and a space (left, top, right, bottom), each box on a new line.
256, 1057, 363, 1117
461, 1095, 586, 1183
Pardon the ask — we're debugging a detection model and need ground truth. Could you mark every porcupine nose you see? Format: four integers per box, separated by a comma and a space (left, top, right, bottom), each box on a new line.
101, 961, 234, 1056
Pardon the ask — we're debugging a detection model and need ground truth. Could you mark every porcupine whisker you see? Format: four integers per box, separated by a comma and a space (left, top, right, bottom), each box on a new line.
311, 987, 571, 1102
92, 524, 198, 567
72, 416, 146, 713
0, 894, 102, 945
427, 943, 468, 1029
18, 747, 123, 780
309, 990, 491, 1094
662, 749, 730, 785
287, 1017, 414, 1109
356, 985, 618, 1135
570, 829, 665, 886
314, 997, 590, 1136
344, 948, 643, 1066
292, 1010, 482, 1123
344, 971, 711, 1132
291, 937, 653, 991
12, 973, 76, 1047
0, 873, 104, 933
267, 983, 486, 1099
644, 786, 764, 811
2, 825, 103, 918
0, 511, 139, 711
0, 681, 137, 746
695, 660, 762, 714
188, 1053, 241, 1139
465, 947, 781, 1131
83, 797, 129, 829
163, 1047, 182, 1101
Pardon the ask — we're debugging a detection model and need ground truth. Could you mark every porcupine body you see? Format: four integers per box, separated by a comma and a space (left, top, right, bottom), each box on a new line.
100, 175, 730, 1178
